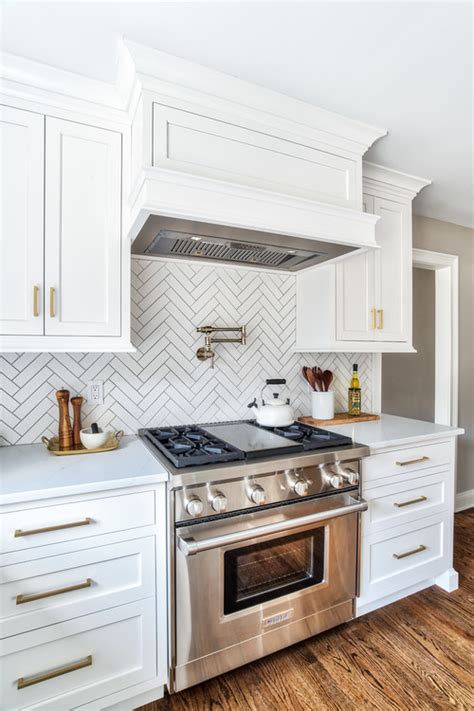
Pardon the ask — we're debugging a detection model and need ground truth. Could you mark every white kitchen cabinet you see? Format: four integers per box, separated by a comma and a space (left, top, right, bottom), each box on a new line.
45, 118, 122, 337
357, 435, 457, 616
0, 104, 132, 352
336, 195, 411, 343
295, 162, 430, 353
0, 482, 168, 709
0, 106, 44, 336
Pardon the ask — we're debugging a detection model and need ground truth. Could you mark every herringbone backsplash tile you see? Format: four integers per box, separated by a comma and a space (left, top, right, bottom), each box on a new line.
0, 258, 373, 445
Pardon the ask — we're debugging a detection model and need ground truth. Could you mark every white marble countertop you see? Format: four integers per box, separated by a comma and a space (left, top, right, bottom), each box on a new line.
0, 435, 168, 506
326, 414, 464, 451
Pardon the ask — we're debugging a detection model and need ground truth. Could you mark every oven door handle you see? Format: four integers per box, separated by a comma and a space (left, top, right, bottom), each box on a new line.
177, 498, 367, 557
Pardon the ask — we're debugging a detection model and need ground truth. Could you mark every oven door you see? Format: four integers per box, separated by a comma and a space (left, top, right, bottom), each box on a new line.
174, 492, 366, 677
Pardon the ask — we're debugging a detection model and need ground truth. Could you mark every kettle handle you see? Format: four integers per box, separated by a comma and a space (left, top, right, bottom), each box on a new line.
266, 379, 286, 386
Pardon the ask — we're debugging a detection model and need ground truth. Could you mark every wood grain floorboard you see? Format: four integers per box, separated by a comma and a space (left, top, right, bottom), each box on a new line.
139, 509, 474, 711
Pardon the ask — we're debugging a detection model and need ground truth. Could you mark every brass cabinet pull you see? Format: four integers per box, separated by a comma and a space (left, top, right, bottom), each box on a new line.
393, 544, 427, 560
370, 308, 377, 330
17, 655, 92, 689
14, 517, 92, 538
396, 456, 430, 467
377, 308, 384, 329
16, 578, 93, 605
49, 287, 55, 317
393, 495, 427, 508
33, 286, 40, 317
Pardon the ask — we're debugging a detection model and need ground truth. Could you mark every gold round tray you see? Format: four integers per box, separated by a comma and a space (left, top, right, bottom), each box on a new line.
41, 431, 124, 455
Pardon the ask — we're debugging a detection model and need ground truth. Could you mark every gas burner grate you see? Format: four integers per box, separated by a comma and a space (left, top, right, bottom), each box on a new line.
255, 421, 353, 451
143, 425, 245, 468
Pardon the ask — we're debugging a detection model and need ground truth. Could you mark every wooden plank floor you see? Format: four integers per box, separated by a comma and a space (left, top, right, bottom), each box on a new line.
140, 509, 474, 711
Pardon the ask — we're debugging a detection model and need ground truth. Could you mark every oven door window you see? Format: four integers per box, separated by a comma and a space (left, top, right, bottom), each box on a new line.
224, 526, 325, 614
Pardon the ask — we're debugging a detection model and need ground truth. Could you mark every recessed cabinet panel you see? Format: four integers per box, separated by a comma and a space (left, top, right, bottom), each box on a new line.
373, 197, 411, 342
0, 106, 44, 336
153, 104, 358, 208
336, 194, 375, 341
45, 119, 121, 337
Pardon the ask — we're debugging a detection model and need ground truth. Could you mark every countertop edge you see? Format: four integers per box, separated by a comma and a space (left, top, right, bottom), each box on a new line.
0, 472, 169, 508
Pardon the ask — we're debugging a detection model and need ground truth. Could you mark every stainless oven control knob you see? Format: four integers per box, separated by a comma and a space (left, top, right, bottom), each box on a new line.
327, 474, 344, 489
211, 493, 228, 513
248, 485, 266, 505
186, 496, 204, 517
293, 479, 309, 496
342, 469, 359, 486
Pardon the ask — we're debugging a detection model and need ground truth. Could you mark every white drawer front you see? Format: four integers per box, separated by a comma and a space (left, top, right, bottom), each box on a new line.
153, 104, 357, 208
359, 514, 449, 604
363, 441, 452, 487
362, 471, 448, 535
0, 599, 156, 711
0, 491, 155, 554
0, 537, 155, 638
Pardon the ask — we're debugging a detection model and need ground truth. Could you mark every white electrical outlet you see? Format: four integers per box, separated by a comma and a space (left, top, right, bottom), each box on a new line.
87, 381, 104, 405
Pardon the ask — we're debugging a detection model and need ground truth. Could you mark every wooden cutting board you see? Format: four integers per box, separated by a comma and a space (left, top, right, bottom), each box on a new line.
298, 412, 380, 427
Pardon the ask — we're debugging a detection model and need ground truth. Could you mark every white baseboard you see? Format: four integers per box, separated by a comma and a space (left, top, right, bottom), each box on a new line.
455, 489, 474, 512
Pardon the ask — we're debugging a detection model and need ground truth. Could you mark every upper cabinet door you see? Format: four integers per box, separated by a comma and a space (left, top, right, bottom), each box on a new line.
44, 119, 121, 337
0, 106, 44, 335
373, 197, 411, 342
335, 194, 376, 341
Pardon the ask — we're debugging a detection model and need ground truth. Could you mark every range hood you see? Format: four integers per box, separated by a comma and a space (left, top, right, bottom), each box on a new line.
131, 216, 358, 271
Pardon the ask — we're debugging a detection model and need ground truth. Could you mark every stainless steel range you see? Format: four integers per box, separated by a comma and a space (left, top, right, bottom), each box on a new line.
140, 420, 369, 693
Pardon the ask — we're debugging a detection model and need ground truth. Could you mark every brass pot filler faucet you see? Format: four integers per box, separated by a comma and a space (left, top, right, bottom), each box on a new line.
196, 325, 247, 368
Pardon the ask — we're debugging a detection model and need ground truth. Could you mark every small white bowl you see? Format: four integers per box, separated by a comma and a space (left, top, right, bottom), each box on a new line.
80, 427, 109, 450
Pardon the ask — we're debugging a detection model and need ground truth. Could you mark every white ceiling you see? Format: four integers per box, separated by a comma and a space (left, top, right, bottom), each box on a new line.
2, 1, 473, 227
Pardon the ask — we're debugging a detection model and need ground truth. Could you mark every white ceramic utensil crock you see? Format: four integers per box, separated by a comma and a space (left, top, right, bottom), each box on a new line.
311, 391, 335, 420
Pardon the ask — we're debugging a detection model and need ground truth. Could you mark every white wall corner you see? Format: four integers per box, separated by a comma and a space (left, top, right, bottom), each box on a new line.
455, 489, 474, 512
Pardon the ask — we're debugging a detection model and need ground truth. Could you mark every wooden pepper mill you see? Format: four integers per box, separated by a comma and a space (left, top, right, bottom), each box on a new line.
56, 389, 74, 450
71, 396, 84, 448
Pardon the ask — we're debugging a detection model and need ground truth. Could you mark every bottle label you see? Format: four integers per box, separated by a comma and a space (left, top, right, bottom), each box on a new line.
348, 388, 361, 415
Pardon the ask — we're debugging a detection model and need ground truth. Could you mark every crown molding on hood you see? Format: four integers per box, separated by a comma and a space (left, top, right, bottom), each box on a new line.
118, 38, 387, 158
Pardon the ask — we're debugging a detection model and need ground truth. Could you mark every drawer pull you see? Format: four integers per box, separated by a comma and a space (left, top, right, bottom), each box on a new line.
393, 495, 428, 508
17, 654, 92, 689
393, 544, 427, 560
14, 517, 92, 538
16, 578, 93, 605
395, 456, 430, 467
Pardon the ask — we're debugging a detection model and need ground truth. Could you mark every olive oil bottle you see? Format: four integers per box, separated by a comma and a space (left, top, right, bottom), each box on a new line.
348, 363, 361, 416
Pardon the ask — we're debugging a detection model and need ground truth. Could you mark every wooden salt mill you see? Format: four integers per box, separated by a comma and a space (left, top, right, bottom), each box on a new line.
56, 389, 74, 450
71, 396, 84, 448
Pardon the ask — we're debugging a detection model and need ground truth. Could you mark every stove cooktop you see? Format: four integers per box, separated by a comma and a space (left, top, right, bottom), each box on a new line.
141, 420, 353, 469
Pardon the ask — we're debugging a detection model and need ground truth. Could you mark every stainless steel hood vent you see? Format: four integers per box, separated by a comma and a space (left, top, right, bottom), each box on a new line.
132, 216, 358, 271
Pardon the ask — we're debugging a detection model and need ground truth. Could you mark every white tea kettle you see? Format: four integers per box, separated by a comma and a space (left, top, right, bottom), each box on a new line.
248, 379, 295, 427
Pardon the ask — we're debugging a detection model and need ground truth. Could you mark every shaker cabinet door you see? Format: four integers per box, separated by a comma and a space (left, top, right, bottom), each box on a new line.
373, 197, 411, 342
335, 194, 376, 341
44, 118, 122, 337
0, 106, 44, 336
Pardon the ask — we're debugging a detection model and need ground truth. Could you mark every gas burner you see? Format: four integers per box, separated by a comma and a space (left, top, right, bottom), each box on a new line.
253, 420, 353, 451
273, 424, 305, 440
144, 425, 245, 468
168, 438, 195, 453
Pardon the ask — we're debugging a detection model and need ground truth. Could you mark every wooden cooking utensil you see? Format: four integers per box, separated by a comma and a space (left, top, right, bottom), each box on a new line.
312, 366, 322, 392
322, 370, 334, 392
56, 389, 73, 451
302, 366, 317, 391
71, 396, 84, 447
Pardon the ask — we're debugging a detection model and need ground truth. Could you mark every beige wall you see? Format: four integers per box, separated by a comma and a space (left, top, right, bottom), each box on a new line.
412, 215, 474, 494
382, 268, 436, 422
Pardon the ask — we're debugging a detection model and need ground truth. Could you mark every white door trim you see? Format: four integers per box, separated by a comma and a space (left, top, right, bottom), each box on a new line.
374, 249, 459, 425
412, 248, 459, 426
